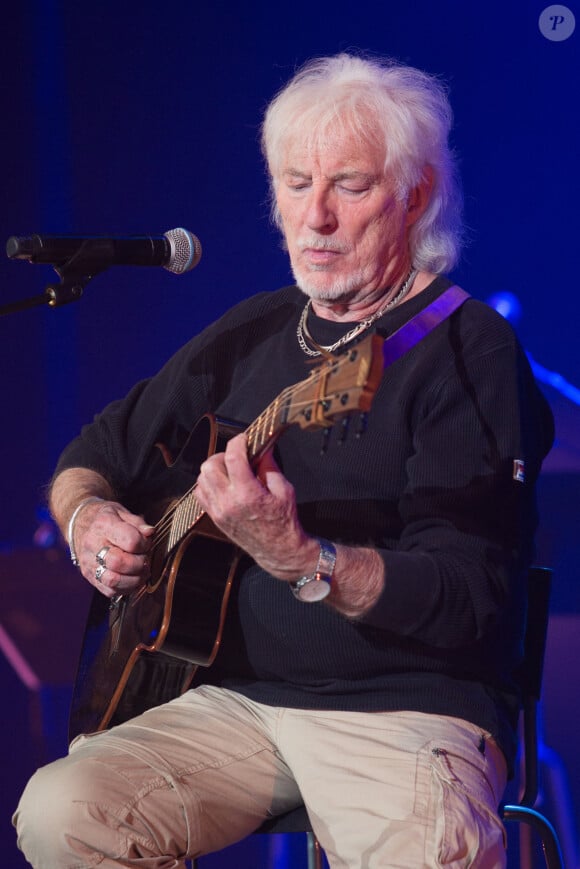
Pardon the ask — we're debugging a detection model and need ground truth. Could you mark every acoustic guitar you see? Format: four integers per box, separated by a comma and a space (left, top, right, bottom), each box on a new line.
69, 334, 384, 740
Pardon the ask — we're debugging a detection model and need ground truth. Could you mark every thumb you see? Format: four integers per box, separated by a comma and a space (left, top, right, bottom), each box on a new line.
255, 447, 280, 478
255, 449, 293, 499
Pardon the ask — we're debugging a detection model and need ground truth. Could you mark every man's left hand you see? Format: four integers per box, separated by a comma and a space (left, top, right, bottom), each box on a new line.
194, 433, 319, 581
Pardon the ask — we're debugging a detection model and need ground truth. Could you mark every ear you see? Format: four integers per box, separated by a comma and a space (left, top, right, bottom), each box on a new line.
405, 166, 434, 227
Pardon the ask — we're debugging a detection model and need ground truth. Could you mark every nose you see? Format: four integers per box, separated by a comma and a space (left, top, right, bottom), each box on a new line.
305, 186, 337, 234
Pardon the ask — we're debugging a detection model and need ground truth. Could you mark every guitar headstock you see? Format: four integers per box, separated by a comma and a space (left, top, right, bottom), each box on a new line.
288, 333, 384, 431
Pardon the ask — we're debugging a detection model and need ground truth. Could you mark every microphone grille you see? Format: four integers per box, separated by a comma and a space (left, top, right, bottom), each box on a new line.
164, 228, 202, 274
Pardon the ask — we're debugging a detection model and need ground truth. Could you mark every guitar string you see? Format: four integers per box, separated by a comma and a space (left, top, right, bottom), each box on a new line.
148, 347, 361, 552
149, 388, 339, 552
148, 378, 298, 552
149, 375, 302, 551
147, 347, 363, 554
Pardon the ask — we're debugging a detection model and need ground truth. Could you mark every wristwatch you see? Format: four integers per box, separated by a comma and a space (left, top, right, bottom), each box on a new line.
291, 538, 337, 602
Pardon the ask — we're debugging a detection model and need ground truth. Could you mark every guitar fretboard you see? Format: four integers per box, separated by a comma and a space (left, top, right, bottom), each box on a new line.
158, 381, 298, 557
149, 341, 374, 560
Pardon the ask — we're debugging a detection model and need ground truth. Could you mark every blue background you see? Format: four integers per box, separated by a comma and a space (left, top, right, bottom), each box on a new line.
1, 0, 578, 546
0, 1, 578, 866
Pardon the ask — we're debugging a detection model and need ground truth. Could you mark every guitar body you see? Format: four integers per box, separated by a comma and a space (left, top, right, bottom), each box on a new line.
68, 335, 385, 742
69, 415, 244, 741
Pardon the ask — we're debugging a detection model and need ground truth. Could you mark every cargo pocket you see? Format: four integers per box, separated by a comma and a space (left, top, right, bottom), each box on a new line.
429, 742, 507, 868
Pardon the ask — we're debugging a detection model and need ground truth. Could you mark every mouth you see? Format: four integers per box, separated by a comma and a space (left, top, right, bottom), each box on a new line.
300, 244, 346, 268
304, 248, 340, 264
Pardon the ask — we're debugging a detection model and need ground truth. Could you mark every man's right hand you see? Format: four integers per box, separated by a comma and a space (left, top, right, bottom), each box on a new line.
49, 468, 154, 599
70, 498, 154, 598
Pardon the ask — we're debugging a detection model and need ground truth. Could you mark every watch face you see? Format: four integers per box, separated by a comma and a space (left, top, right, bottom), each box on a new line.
297, 578, 331, 602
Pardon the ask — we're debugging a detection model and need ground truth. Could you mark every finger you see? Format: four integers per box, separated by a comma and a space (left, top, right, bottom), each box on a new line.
94, 545, 150, 579
255, 447, 279, 476
92, 567, 144, 597
91, 552, 150, 596
195, 454, 227, 513
198, 451, 228, 485
223, 434, 264, 488
261, 466, 294, 500
90, 504, 153, 555
116, 508, 155, 537
254, 448, 294, 499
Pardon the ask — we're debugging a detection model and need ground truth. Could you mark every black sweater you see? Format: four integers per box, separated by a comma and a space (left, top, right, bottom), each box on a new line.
57, 276, 554, 769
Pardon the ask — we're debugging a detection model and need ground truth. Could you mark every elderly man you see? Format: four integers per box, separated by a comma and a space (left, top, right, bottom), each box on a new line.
14, 54, 553, 868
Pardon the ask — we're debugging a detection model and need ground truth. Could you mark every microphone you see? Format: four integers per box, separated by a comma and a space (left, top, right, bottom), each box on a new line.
6, 228, 202, 275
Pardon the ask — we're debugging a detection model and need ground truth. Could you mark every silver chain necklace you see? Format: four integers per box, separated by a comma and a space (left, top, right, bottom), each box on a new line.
296, 269, 418, 357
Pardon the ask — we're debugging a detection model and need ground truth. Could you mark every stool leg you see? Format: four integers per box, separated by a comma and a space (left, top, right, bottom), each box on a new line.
307, 831, 323, 869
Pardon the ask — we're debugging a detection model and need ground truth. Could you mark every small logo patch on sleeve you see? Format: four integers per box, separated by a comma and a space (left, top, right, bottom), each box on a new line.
513, 459, 525, 482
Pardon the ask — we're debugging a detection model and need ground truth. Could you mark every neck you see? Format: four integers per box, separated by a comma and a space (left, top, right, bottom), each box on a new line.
309, 269, 434, 323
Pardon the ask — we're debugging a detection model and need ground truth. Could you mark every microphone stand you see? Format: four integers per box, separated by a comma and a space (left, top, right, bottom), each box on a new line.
1, 240, 114, 318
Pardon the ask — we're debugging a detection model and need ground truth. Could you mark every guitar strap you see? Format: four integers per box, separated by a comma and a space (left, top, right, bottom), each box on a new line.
380, 284, 470, 368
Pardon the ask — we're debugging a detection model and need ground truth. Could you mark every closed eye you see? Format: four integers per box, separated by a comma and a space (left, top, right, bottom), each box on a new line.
338, 185, 370, 195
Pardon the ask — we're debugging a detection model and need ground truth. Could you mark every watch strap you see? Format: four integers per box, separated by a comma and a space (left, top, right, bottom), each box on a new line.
291, 538, 337, 602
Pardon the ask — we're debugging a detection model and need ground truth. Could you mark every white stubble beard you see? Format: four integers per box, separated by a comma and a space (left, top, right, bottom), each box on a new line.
287, 240, 371, 304
290, 264, 372, 304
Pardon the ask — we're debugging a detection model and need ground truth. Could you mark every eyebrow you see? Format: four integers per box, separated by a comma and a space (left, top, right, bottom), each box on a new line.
333, 171, 379, 184
284, 169, 311, 179
284, 169, 380, 184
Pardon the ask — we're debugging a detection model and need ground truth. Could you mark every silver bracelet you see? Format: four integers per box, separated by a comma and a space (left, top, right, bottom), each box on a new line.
66, 496, 103, 567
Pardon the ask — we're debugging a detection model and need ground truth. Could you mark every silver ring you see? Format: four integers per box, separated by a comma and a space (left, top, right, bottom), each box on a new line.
96, 546, 110, 567
95, 564, 106, 582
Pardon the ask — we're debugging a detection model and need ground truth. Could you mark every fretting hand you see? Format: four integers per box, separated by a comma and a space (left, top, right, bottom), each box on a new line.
194, 433, 319, 582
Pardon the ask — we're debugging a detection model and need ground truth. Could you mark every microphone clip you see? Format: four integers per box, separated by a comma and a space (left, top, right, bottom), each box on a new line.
46, 238, 115, 306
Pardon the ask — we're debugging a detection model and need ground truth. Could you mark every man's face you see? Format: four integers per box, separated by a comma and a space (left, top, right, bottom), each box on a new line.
274, 129, 413, 308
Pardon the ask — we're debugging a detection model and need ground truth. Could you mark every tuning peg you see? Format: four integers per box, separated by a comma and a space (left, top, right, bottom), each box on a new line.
356, 413, 368, 438
338, 417, 350, 445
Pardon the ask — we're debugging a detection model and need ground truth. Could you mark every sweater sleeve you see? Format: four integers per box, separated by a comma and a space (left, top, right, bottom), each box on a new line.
51, 290, 256, 498
53, 287, 300, 501
359, 321, 554, 648
53, 336, 212, 496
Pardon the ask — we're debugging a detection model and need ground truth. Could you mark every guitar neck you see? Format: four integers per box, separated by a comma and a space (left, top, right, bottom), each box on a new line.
154, 395, 292, 557
153, 335, 382, 559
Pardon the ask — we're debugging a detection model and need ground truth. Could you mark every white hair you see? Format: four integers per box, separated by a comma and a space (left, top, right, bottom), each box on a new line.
261, 53, 464, 274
